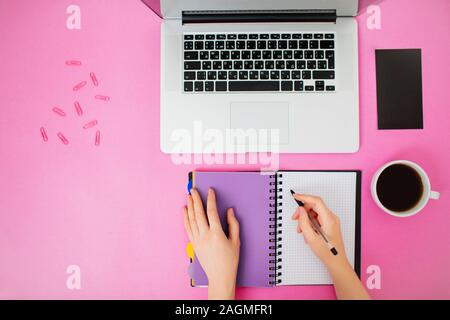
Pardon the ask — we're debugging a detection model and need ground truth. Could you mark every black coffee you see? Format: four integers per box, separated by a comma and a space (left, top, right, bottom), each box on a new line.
376, 164, 424, 212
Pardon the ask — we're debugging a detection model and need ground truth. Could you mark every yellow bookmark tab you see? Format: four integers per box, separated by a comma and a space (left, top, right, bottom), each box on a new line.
186, 242, 195, 260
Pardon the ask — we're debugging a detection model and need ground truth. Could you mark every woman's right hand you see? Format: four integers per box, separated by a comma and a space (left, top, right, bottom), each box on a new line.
291, 194, 351, 272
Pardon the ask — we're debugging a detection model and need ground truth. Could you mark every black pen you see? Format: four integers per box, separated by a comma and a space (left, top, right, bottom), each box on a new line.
290, 189, 338, 256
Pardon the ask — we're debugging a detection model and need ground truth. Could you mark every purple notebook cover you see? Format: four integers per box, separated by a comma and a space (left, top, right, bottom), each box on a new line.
191, 172, 272, 287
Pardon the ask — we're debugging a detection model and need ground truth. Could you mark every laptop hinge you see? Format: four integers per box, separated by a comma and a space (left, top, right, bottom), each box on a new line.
182, 9, 337, 24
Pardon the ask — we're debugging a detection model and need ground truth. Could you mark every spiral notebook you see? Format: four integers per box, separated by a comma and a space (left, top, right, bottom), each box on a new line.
187, 170, 361, 287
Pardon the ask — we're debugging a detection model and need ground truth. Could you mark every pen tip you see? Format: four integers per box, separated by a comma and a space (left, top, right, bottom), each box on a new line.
290, 189, 295, 195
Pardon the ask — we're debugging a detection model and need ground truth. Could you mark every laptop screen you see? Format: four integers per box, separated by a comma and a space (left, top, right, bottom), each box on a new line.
141, 0, 358, 19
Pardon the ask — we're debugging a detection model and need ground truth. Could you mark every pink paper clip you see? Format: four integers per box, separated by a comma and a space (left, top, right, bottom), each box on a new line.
73, 81, 87, 91
95, 130, 101, 146
74, 101, 83, 116
40, 127, 48, 142
65, 60, 82, 66
83, 120, 98, 129
95, 95, 110, 101
90, 72, 99, 86
57, 132, 69, 145
52, 107, 66, 117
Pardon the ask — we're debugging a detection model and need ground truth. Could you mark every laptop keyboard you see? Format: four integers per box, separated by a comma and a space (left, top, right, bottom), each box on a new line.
183, 32, 336, 93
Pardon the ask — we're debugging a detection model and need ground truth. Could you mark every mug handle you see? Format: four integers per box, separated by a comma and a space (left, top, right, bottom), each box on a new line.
430, 191, 440, 200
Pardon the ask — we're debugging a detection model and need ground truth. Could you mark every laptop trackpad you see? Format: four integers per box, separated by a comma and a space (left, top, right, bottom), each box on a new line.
230, 102, 289, 145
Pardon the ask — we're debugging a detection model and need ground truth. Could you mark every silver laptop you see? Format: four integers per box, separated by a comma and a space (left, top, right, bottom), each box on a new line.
142, 0, 359, 153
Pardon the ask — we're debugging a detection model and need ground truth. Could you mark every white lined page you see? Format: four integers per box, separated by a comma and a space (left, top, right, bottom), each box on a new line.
277, 171, 357, 286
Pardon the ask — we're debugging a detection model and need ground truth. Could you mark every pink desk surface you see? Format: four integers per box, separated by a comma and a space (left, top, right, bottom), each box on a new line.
0, 0, 449, 299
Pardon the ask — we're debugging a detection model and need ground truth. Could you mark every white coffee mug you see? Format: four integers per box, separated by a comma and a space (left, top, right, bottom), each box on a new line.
371, 160, 440, 217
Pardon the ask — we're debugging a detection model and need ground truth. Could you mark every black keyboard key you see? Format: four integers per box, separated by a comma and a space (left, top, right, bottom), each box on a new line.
273, 51, 283, 59
328, 58, 335, 69
194, 81, 204, 92
286, 61, 296, 69
202, 61, 211, 70
223, 61, 233, 70
315, 50, 324, 59
260, 71, 269, 79
260, 34, 269, 39
252, 50, 262, 60
236, 41, 246, 49
184, 51, 198, 60
227, 34, 237, 39
197, 71, 206, 80
213, 61, 222, 70
292, 71, 301, 79
241, 51, 251, 60
247, 41, 256, 49
309, 40, 319, 49
217, 34, 226, 40
200, 51, 209, 60
229, 81, 280, 91
270, 70, 280, 79
265, 61, 275, 69
262, 50, 272, 59
229, 71, 238, 80
206, 34, 215, 40
255, 61, 264, 69
249, 34, 258, 39
283, 51, 293, 59
205, 41, 214, 50
305, 50, 314, 59
257, 41, 267, 49
226, 41, 235, 50
292, 34, 302, 39
239, 71, 249, 80
210, 51, 219, 60
307, 60, 317, 69
305, 85, 314, 91
298, 40, 308, 49
184, 34, 193, 40
215, 41, 224, 49
303, 34, 312, 39
270, 34, 280, 39
250, 71, 259, 79
294, 50, 303, 59
195, 41, 204, 50
195, 34, 204, 40
185, 61, 201, 70
278, 41, 287, 49
216, 81, 227, 91
294, 80, 304, 91
205, 81, 214, 91
325, 34, 334, 39
221, 51, 230, 60
276, 61, 285, 69
314, 34, 324, 39
234, 61, 243, 69
302, 70, 312, 79
218, 71, 227, 80
318, 60, 327, 69
244, 61, 254, 70
184, 41, 193, 50
313, 70, 335, 79
231, 51, 240, 60
207, 71, 217, 80
281, 34, 291, 39
281, 81, 293, 91
184, 81, 193, 92
281, 71, 291, 79
326, 85, 335, 91
315, 81, 325, 91
289, 40, 298, 49
238, 34, 248, 39
268, 40, 277, 49
325, 50, 334, 59
320, 40, 334, 49
184, 71, 195, 80
297, 60, 306, 69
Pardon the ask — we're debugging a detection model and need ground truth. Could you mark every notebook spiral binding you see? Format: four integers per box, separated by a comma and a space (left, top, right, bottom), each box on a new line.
268, 173, 283, 286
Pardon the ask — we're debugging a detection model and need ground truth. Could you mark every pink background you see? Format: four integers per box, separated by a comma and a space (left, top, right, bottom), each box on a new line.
0, 0, 449, 299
